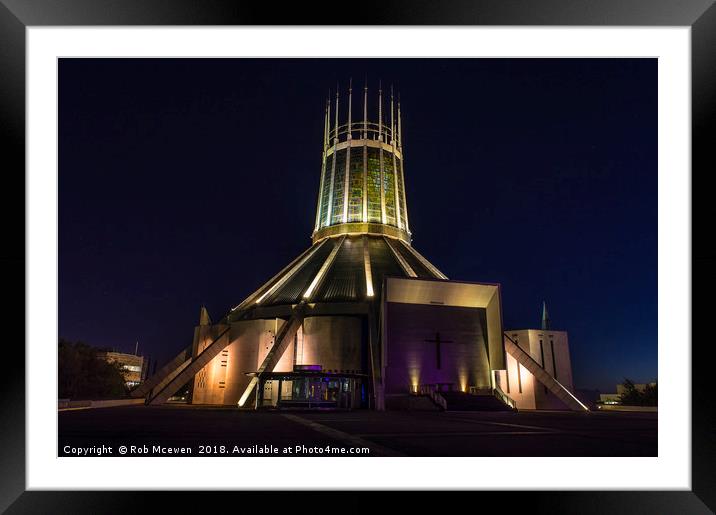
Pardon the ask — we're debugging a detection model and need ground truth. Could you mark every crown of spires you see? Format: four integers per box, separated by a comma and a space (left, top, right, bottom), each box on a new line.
313, 77, 411, 243
321, 78, 402, 148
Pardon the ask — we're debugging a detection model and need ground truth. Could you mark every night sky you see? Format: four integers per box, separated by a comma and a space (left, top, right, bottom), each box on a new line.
59, 58, 657, 392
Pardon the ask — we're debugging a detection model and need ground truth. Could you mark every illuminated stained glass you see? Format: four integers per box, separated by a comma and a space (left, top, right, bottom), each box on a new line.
331, 149, 347, 225
348, 146, 364, 222
366, 147, 382, 223
395, 157, 407, 229
319, 154, 333, 228
312, 90, 411, 242
383, 150, 396, 226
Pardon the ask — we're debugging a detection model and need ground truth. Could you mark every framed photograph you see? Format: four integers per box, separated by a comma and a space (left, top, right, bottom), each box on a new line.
2, 0, 713, 512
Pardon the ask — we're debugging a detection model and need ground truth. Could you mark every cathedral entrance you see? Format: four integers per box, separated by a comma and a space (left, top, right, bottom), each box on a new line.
254, 371, 366, 409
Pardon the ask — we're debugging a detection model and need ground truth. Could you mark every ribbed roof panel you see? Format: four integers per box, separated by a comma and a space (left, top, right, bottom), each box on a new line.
391, 239, 434, 278
263, 239, 335, 305
254, 235, 444, 307
315, 237, 364, 302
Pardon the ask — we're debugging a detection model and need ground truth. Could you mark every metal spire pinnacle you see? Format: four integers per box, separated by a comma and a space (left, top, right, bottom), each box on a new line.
323, 97, 329, 150
397, 93, 402, 149
327, 89, 332, 142
334, 82, 340, 143
347, 77, 353, 139
541, 301, 551, 330
363, 76, 368, 138
390, 84, 395, 146
378, 79, 383, 142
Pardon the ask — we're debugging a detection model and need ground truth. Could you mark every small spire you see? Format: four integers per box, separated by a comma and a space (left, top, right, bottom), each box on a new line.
397, 95, 402, 149
327, 89, 332, 141
347, 77, 353, 139
390, 84, 395, 146
334, 82, 340, 143
199, 305, 212, 326
363, 76, 368, 138
378, 80, 383, 142
323, 97, 329, 150
541, 301, 551, 330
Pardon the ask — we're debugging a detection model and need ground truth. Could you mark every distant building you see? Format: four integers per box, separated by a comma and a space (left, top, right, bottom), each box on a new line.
98, 351, 146, 388
599, 382, 657, 405
616, 382, 656, 396
599, 393, 621, 405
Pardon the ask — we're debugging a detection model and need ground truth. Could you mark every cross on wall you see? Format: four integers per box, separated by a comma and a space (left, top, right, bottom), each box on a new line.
424, 332, 454, 370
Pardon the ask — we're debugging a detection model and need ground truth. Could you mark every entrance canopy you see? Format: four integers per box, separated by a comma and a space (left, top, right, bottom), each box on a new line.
384, 276, 505, 372
247, 370, 368, 410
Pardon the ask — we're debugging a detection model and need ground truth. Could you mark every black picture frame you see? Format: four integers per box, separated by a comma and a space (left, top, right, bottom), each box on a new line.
1, 1, 713, 512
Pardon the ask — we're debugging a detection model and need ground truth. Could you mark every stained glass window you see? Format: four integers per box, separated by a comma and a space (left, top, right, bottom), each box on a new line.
319, 154, 333, 228
395, 157, 407, 229
383, 150, 396, 226
348, 146, 364, 222
366, 147, 382, 223
331, 149, 347, 225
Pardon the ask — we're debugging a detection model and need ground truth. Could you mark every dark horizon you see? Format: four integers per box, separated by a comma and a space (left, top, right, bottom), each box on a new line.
58, 58, 657, 393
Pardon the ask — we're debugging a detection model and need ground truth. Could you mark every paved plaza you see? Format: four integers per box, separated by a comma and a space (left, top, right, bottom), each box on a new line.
59, 405, 657, 457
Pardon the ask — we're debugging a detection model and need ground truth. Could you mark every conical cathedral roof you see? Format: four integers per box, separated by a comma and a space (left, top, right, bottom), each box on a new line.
237, 235, 445, 310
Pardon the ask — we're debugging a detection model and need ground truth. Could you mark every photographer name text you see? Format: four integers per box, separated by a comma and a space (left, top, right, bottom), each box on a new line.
62, 444, 370, 456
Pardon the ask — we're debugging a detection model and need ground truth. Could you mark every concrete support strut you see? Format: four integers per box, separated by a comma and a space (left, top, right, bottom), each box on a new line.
238, 302, 307, 407
399, 240, 448, 280
147, 326, 231, 405
384, 236, 417, 278
504, 335, 589, 412
130, 344, 192, 399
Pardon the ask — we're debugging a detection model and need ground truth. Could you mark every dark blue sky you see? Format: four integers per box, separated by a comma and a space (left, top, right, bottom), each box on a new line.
58, 58, 657, 392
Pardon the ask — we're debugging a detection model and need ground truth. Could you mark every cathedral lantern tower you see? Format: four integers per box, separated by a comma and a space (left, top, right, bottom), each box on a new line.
313, 80, 411, 245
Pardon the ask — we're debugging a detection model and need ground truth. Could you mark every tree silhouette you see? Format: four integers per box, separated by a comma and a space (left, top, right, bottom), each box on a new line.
618, 378, 657, 406
58, 338, 129, 399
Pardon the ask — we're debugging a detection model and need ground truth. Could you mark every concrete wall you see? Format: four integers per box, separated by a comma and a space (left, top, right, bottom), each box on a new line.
384, 303, 492, 395
301, 316, 363, 372
495, 351, 537, 409
191, 319, 285, 406
190, 316, 363, 406
190, 323, 231, 405
383, 277, 504, 370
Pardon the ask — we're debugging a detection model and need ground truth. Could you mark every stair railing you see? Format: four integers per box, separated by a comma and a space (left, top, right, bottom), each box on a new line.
417, 384, 447, 410
493, 384, 517, 410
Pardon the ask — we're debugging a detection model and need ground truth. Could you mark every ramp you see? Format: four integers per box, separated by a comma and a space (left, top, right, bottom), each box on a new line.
504, 335, 589, 412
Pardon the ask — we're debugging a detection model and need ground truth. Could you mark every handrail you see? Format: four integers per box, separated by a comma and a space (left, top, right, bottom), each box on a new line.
329, 121, 396, 144
416, 384, 447, 410
493, 384, 517, 410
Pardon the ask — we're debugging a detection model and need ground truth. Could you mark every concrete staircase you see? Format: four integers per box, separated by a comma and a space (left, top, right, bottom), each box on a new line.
130, 344, 193, 399
147, 325, 231, 405
504, 334, 589, 412
441, 391, 515, 411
